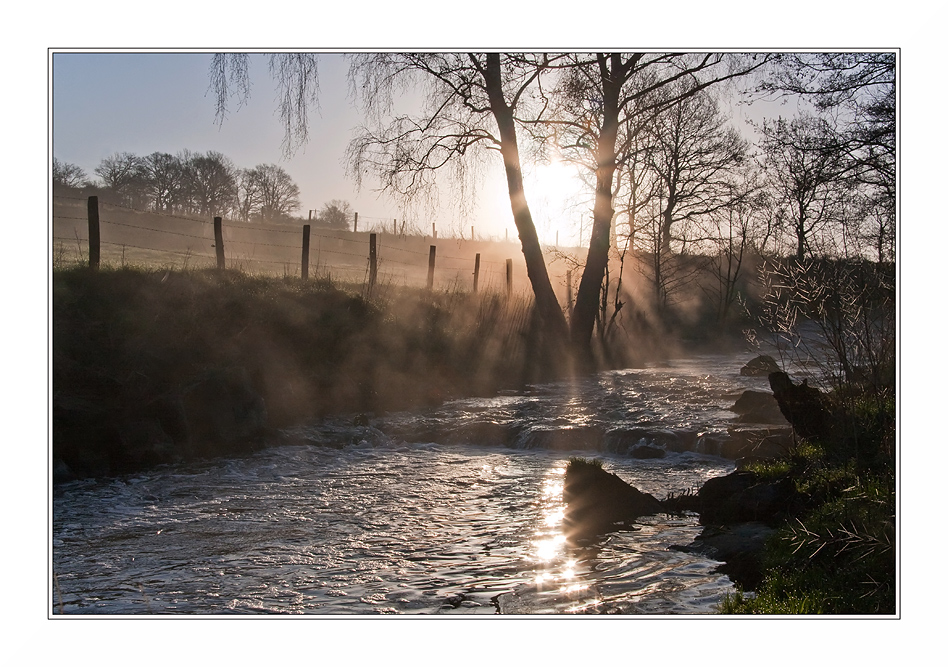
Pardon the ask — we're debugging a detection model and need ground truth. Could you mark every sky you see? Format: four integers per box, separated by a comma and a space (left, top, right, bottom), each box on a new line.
52, 51, 538, 241
51, 50, 796, 247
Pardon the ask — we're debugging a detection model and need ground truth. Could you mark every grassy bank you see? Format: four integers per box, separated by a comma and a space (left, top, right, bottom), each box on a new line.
53, 265, 558, 420
54, 265, 582, 478
720, 390, 896, 614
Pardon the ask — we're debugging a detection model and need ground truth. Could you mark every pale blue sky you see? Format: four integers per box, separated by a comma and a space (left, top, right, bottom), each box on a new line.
51, 50, 822, 246
52, 51, 523, 238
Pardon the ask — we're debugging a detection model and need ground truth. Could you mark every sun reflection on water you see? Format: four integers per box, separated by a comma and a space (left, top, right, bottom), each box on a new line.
529, 463, 589, 597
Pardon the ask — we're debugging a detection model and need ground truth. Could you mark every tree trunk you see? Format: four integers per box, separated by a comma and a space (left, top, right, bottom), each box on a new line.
484, 54, 569, 355
571, 54, 623, 362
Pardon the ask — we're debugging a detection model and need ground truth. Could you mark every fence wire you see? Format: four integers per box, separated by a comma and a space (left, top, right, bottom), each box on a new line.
52, 196, 535, 293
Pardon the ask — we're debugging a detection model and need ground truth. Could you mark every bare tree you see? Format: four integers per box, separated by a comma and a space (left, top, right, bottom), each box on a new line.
647, 85, 749, 255
141, 152, 186, 213
94, 152, 149, 208
547, 53, 774, 357
758, 52, 895, 199
235, 168, 262, 222
53, 158, 89, 189
184, 151, 238, 218
757, 114, 847, 261
246, 163, 301, 221
345, 53, 571, 354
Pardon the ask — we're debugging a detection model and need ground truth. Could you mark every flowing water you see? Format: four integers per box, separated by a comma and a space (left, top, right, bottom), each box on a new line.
52, 353, 777, 615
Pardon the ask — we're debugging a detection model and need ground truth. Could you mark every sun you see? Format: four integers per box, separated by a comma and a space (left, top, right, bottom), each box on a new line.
523, 158, 589, 246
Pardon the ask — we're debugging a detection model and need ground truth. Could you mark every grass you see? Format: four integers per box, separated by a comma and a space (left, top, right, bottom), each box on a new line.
53, 264, 557, 477
719, 390, 895, 615
566, 456, 604, 469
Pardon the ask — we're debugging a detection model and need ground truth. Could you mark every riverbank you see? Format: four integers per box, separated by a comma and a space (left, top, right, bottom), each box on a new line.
56, 265, 728, 480
52, 266, 532, 478
706, 380, 896, 614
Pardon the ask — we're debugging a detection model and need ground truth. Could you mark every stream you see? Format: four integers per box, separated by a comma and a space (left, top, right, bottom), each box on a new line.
52, 352, 776, 615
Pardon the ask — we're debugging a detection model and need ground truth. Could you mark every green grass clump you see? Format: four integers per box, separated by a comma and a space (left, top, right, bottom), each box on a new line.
566, 456, 603, 469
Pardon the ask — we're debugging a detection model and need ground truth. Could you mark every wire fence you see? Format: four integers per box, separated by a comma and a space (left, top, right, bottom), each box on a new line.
52, 195, 570, 298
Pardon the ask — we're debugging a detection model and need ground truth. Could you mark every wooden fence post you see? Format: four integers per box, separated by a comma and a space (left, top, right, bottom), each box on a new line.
505, 258, 513, 298
369, 233, 378, 291
302, 224, 311, 280
87, 196, 100, 270
394, 218, 397, 235
214, 216, 225, 270
427, 245, 436, 290
473, 253, 481, 293
354, 212, 359, 233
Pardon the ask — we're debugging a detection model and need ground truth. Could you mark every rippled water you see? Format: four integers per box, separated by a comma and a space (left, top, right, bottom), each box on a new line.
52, 353, 772, 615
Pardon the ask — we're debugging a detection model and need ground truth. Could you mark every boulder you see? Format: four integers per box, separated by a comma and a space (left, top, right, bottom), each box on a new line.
684, 522, 777, 590
697, 469, 795, 525
730, 390, 788, 425
517, 425, 604, 451
563, 459, 664, 539
740, 355, 781, 377
630, 444, 665, 459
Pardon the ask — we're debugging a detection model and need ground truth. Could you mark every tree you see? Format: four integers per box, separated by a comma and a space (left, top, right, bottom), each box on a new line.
757, 53, 895, 264
317, 199, 352, 230
757, 114, 847, 261
209, 52, 772, 365
344, 53, 570, 355
141, 151, 186, 213
758, 53, 895, 198
547, 53, 774, 356
246, 163, 300, 221
235, 168, 262, 222
94, 152, 148, 208
647, 86, 749, 256
184, 151, 238, 218
53, 158, 88, 189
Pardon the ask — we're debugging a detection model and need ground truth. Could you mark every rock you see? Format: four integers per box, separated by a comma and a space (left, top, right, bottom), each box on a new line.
769, 371, 832, 441
730, 390, 788, 425
740, 355, 781, 377
53, 395, 122, 479
52, 458, 76, 485
685, 522, 777, 590
603, 428, 692, 454
517, 425, 604, 451
697, 469, 795, 525
630, 444, 665, 459
563, 459, 664, 539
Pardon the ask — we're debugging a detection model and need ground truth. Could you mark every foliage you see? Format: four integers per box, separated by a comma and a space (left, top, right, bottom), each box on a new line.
566, 456, 603, 469
722, 388, 895, 615
317, 199, 353, 230
750, 257, 895, 400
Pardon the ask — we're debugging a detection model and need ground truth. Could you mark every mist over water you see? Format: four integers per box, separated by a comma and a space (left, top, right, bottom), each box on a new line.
50, 352, 775, 615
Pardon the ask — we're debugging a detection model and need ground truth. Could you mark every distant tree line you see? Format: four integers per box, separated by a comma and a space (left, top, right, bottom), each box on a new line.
54, 150, 354, 230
